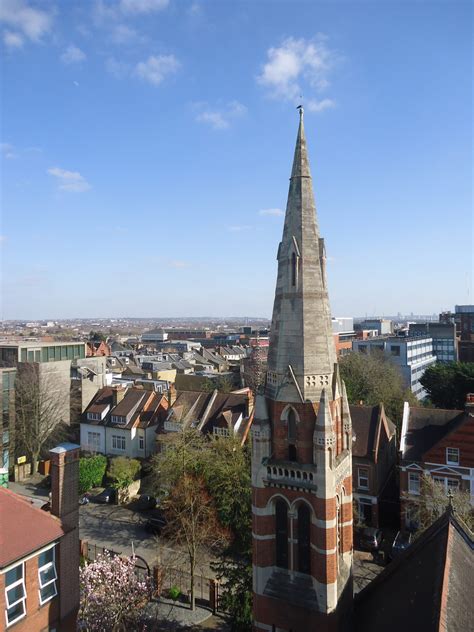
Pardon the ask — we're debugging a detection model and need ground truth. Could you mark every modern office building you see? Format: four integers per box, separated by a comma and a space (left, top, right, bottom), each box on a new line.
0, 368, 16, 472
352, 336, 436, 399
408, 322, 457, 363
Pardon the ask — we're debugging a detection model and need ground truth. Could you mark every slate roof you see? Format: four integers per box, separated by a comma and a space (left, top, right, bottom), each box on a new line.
83, 387, 166, 429
401, 407, 465, 461
0, 487, 65, 568
350, 404, 396, 459
354, 510, 474, 632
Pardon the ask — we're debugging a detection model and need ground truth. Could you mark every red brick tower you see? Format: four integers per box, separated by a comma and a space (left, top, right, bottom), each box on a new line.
252, 109, 353, 632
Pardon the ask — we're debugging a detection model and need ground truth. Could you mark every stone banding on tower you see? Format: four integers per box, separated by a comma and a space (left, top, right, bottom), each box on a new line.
252, 109, 353, 632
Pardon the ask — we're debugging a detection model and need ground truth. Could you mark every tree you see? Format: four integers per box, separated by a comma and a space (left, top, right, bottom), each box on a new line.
108, 456, 140, 495
89, 330, 107, 342
339, 351, 417, 429
79, 551, 151, 631
242, 343, 267, 394
420, 362, 474, 409
411, 474, 474, 533
164, 473, 227, 610
15, 364, 68, 474
154, 430, 252, 612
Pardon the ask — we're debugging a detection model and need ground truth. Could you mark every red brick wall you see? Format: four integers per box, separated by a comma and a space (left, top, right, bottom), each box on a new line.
423, 416, 474, 467
0, 553, 59, 632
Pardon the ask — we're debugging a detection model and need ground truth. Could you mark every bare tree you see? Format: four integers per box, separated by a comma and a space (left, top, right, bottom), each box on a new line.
242, 342, 267, 394
15, 364, 68, 474
411, 474, 474, 532
152, 430, 228, 610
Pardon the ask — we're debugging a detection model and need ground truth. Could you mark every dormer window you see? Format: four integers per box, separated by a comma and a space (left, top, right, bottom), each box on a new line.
446, 447, 459, 466
111, 415, 125, 425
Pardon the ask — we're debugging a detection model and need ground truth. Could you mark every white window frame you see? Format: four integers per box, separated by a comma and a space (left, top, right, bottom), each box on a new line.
112, 435, 126, 451
213, 426, 231, 438
433, 475, 460, 493
408, 471, 420, 495
446, 447, 459, 466
87, 431, 101, 452
4, 562, 26, 627
38, 545, 57, 606
358, 468, 369, 490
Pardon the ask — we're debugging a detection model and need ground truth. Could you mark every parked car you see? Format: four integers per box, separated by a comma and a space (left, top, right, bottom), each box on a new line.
391, 531, 413, 558
359, 527, 384, 551
145, 516, 167, 535
137, 494, 157, 510
79, 494, 90, 506
92, 488, 116, 504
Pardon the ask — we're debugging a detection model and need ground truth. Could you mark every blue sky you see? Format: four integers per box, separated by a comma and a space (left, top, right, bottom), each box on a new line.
1, 0, 472, 319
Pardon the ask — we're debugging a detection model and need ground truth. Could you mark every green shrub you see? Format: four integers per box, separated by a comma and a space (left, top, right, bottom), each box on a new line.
79, 455, 107, 494
108, 456, 141, 490
169, 586, 181, 601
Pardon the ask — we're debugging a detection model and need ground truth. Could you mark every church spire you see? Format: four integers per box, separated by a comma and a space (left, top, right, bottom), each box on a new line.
266, 109, 337, 403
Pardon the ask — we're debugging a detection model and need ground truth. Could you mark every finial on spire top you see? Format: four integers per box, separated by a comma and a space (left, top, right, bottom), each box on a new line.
297, 104, 304, 119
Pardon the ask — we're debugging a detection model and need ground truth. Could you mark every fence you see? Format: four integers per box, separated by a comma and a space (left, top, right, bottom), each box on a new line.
80, 540, 218, 610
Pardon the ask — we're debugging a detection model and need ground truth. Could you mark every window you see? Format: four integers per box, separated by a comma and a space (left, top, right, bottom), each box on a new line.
87, 432, 101, 452
275, 500, 288, 569
213, 427, 230, 438
112, 435, 126, 451
38, 547, 57, 605
358, 468, 369, 490
297, 504, 311, 574
408, 471, 420, 494
87, 412, 100, 421
288, 408, 297, 462
139, 436, 144, 450
390, 345, 400, 356
446, 447, 459, 466
5, 562, 26, 627
291, 252, 297, 287
433, 476, 460, 492
111, 415, 125, 425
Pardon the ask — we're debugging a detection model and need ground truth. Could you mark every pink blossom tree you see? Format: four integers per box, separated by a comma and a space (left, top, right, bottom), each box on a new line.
79, 551, 151, 631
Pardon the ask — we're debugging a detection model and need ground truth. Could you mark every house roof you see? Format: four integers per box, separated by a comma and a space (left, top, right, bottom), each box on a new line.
83, 387, 166, 429
354, 509, 474, 632
350, 404, 396, 459
401, 407, 465, 461
87, 387, 114, 414
109, 389, 147, 417
0, 487, 65, 568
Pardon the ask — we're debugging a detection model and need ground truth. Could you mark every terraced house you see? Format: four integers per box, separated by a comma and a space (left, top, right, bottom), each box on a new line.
399, 394, 474, 528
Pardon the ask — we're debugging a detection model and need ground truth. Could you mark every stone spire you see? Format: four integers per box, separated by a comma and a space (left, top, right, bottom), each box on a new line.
266, 108, 337, 403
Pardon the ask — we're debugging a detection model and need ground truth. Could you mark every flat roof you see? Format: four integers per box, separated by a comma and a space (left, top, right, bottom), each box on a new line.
0, 341, 86, 348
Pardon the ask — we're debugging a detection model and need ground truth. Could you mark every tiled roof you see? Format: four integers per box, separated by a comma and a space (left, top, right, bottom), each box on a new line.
402, 407, 465, 461
354, 510, 474, 632
0, 487, 65, 568
350, 404, 396, 459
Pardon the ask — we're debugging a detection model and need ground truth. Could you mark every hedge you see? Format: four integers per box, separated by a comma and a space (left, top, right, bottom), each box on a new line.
79, 455, 107, 494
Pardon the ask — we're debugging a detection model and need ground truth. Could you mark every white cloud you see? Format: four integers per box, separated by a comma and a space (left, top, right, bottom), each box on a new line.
259, 208, 284, 217
257, 35, 338, 111
47, 167, 91, 193
60, 45, 86, 64
135, 54, 180, 85
306, 98, 335, 113
3, 30, 23, 49
119, 0, 169, 14
195, 100, 247, 130
0, 0, 52, 43
110, 24, 139, 44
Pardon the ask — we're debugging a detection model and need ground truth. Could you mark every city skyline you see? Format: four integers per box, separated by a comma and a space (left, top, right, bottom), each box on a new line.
1, 1, 472, 319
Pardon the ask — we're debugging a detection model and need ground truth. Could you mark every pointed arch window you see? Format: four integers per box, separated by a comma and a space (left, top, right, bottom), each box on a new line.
275, 500, 288, 568
288, 408, 297, 462
297, 504, 311, 574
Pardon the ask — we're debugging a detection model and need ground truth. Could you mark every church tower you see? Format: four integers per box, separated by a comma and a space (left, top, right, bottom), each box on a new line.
252, 109, 353, 632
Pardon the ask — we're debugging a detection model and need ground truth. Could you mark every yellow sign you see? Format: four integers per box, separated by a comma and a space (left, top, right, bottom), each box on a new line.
17, 456, 27, 465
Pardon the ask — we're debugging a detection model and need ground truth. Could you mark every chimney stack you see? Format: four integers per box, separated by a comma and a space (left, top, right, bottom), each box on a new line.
50, 443, 80, 627
112, 385, 126, 406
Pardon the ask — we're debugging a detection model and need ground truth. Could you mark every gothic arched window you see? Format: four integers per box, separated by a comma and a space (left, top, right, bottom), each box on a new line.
297, 504, 311, 574
288, 408, 297, 462
275, 500, 288, 568
291, 252, 297, 287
